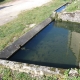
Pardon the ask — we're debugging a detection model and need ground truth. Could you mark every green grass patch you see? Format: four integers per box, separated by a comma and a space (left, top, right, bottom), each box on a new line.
66, 0, 80, 12
0, 0, 70, 51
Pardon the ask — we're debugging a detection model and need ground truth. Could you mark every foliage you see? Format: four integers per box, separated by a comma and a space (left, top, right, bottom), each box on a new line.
66, 0, 80, 12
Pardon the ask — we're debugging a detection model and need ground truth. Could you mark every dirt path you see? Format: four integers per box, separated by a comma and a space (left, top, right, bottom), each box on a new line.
0, 0, 51, 26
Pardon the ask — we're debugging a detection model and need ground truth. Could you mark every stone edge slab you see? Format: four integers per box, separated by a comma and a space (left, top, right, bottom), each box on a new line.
0, 17, 52, 59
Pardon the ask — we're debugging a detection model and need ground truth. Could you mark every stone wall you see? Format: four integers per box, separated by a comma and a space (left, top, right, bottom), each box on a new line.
0, 59, 61, 77
57, 10, 80, 23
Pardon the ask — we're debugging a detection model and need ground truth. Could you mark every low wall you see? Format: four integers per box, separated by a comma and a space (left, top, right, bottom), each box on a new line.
51, 11, 80, 23
0, 59, 62, 77
57, 10, 80, 23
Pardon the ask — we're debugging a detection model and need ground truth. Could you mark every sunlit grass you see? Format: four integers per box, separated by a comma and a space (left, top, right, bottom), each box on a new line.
66, 0, 80, 12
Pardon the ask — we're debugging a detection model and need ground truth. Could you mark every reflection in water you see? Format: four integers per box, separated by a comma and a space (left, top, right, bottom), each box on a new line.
70, 32, 80, 65
9, 21, 80, 68
55, 21, 80, 67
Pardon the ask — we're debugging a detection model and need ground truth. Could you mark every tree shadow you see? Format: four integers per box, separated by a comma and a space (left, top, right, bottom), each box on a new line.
0, 0, 5, 2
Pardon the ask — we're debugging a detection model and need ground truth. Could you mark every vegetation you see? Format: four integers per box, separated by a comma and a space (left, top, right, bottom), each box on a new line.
66, 0, 80, 12
0, 0, 11, 4
0, 0, 70, 51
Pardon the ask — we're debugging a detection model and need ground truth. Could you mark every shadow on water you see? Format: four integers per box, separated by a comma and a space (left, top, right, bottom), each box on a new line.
0, 5, 13, 10
9, 59, 79, 69
54, 21, 80, 33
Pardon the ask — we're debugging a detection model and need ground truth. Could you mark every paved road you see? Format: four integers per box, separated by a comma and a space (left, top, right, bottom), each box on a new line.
0, 0, 51, 26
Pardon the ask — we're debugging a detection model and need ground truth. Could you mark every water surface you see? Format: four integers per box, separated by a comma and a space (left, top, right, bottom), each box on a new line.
9, 21, 80, 68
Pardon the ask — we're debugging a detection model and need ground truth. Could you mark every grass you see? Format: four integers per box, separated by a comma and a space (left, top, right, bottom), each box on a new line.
65, 0, 80, 12
0, 0, 70, 51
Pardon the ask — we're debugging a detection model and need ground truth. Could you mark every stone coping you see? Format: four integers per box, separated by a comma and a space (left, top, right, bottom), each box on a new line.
0, 17, 52, 59
0, 59, 61, 77
0, 59, 79, 77
57, 11, 80, 23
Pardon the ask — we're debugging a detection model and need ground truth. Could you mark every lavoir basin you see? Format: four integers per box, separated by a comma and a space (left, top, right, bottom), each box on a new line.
8, 21, 80, 69
1, 3, 78, 69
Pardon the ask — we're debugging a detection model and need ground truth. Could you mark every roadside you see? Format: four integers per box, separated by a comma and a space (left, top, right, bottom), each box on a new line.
0, 0, 51, 26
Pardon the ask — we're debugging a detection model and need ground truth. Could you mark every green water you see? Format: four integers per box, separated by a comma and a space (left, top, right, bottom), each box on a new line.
9, 21, 80, 68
